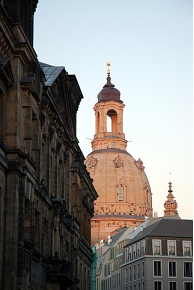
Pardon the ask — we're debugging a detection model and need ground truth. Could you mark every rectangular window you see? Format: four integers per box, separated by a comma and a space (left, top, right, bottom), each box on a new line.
142, 262, 145, 277
125, 248, 128, 262
138, 263, 140, 279
137, 242, 140, 257
184, 262, 192, 277
183, 241, 192, 256
168, 240, 176, 256
169, 282, 177, 290
129, 267, 132, 281
153, 239, 161, 255
133, 244, 136, 259
154, 261, 162, 276
141, 240, 145, 255
125, 268, 128, 283
169, 262, 176, 277
134, 265, 136, 280
154, 281, 162, 290
184, 282, 193, 290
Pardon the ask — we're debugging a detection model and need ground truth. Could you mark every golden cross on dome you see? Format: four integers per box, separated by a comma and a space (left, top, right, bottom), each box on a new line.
106, 62, 111, 76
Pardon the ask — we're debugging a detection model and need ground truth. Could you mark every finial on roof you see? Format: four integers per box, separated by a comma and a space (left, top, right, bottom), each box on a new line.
106, 62, 111, 76
168, 181, 173, 193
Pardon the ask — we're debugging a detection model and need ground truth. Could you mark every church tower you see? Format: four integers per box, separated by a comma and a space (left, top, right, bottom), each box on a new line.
164, 182, 179, 216
85, 64, 153, 245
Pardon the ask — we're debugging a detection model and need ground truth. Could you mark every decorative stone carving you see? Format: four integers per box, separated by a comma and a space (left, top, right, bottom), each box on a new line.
87, 156, 98, 168
56, 142, 62, 155
114, 155, 123, 168
135, 158, 145, 171
48, 126, 54, 142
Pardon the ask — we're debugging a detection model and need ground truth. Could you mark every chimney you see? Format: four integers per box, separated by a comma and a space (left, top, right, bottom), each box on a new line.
107, 236, 112, 245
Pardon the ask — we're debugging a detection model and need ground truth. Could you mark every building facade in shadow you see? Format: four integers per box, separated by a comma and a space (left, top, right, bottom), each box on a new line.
0, 1, 98, 289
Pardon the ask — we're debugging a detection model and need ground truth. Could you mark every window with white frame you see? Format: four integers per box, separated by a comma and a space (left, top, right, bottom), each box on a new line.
141, 240, 145, 255
169, 282, 177, 290
183, 241, 192, 256
138, 263, 140, 279
125, 267, 128, 283
168, 240, 176, 256
125, 248, 128, 262
153, 239, 161, 255
129, 246, 132, 261
184, 262, 192, 277
134, 264, 136, 280
169, 261, 176, 277
129, 266, 132, 281
154, 281, 162, 290
154, 261, 162, 277
184, 282, 193, 290
133, 244, 136, 259
137, 242, 140, 257
142, 262, 145, 277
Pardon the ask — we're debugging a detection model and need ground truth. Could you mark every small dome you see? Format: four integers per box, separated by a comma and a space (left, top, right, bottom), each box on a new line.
97, 76, 122, 102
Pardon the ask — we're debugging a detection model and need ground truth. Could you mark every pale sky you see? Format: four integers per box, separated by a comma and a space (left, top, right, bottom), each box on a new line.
34, 0, 193, 219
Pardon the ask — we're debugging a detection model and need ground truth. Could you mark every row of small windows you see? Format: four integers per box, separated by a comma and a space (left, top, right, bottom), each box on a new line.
153, 240, 192, 256
153, 261, 192, 278
125, 241, 145, 262
101, 274, 121, 290
125, 262, 145, 283
153, 281, 193, 290
125, 261, 192, 282
101, 276, 192, 290
105, 257, 122, 276
125, 240, 192, 262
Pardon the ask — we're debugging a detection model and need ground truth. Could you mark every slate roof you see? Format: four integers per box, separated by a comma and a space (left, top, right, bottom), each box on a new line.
40, 62, 64, 86
126, 219, 193, 246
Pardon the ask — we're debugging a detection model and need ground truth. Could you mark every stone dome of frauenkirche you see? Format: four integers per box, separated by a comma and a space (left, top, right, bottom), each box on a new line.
85, 66, 153, 245
86, 149, 152, 215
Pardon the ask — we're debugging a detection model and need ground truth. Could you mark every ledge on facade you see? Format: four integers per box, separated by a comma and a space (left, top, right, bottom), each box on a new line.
78, 238, 93, 262
0, 58, 14, 87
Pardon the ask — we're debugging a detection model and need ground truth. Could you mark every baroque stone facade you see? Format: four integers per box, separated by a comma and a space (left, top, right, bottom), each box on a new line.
0, 2, 97, 290
85, 70, 153, 245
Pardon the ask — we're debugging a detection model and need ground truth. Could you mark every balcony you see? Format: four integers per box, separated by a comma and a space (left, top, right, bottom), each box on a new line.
46, 251, 78, 289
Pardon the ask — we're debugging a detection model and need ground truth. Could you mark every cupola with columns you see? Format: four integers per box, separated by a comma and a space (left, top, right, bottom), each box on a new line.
92, 63, 127, 152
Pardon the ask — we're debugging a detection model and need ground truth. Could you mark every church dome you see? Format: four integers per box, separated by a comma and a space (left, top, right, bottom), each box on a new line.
97, 76, 122, 102
86, 66, 153, 245
86, 149, 152, 216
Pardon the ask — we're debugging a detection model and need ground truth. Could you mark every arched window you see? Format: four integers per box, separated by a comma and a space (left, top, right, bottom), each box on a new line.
107, 110, 117, 132
118, 185, 124, 201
